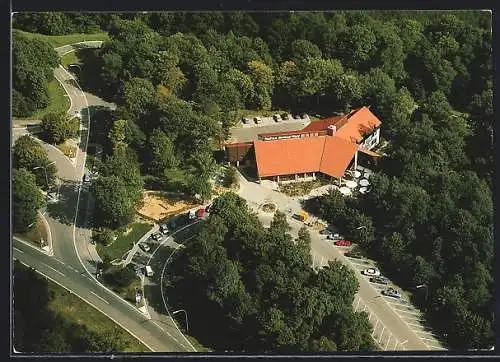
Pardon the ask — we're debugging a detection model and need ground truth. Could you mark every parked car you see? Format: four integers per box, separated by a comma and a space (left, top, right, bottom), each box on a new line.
334, 240, 353, 247
144, 265, 154, 277
327, 233, 343, 240
159, 224, 169, 234
150, 232, 162, 241
273, 114, 281, 122
195, 207, 206, 219
281, 113, 290, 120
345, 251, 364, 259
361, 268, 381, 277
242, 117, 250, 124
254, 116, 262, 124
139, 243, 150, 252
188, 210, 196, 220
382, 287, 401, 299
293, 114, 301, 119
370, 276, 389, 285
301, 113, 309, 119
320, 228, 332, 236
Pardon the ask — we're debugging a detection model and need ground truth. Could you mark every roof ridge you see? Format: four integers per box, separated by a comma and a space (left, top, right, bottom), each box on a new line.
318, 135, 329, 170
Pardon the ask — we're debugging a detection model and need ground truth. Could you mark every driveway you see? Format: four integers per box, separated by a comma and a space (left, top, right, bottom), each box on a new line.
236, 170, 445, 351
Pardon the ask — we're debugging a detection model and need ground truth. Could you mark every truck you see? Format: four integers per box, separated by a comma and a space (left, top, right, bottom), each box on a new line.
293, 210, 309, 222
145, 265, 154, 277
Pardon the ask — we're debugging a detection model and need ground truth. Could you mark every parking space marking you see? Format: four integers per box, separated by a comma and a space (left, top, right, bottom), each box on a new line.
392, 307, 422, 316
401, 315, 425, 323
420, 337, 440, 343
416, 330, 439, 338
406, 321, 425, 329
427, 344, 446, 350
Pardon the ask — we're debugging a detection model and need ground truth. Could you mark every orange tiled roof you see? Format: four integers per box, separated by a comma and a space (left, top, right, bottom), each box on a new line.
254, 136, 357, 178
320, 137, 359, 178
302, 115, 344, 132
334, 106, 381, 144
254, 137, 326, 177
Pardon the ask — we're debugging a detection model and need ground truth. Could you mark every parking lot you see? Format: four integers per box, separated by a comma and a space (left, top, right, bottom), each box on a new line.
229, 115, 311, 143
337, 248, 446, 351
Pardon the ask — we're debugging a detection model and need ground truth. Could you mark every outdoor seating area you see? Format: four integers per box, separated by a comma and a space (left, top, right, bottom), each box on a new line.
331, 166, 373, 196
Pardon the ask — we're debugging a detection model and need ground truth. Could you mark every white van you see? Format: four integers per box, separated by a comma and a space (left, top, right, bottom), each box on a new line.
145, 265, 154, 277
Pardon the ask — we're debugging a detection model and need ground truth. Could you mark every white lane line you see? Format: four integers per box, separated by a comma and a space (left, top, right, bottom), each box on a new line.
407, 321, 425, 328
385, 334, 391, 350
13, 247, 24, 254
400, 339, 408, 345
90, 291, 110, 305
421, 337, 440, 342
428, 344, 446, 350
416, 330, 439, 337
392, 307, 422, 316
152, 321, 165, 332
54, 258, 66, 266
43, 263, 65, 277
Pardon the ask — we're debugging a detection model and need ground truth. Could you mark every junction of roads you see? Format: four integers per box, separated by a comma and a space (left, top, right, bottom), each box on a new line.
12, 41, 446, 353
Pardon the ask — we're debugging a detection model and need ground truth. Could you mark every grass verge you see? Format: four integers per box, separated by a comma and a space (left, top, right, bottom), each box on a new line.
279, 179, 327, 197
13, 215, 48, 247
47, 279, 149, 352
96, 222, 152, 262
22, 79, 70, 120
13, 29, 109, 48
61, 51, 81, 67
56, 141, 77, 158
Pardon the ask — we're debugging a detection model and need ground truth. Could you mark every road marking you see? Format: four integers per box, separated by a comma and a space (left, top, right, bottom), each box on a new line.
416, 330, 440, 338
392, 307, 422, 316
427, 344, 446, 350
43, 263, 65, 277
421, 337, 440, 342
13, 247, 24, 254
400, 339, 408, 345
372, 320, 379, 336
54, 258, 66, 266
152, 321, 165, 332
385, 334, 391, 350
378, 326, 385, 343
90, 291, 110, 305
407, 321, 424, 329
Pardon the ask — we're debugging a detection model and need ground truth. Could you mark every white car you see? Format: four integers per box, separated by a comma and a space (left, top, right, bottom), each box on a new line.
139, 243, 150, 252
361, 268, 380, 277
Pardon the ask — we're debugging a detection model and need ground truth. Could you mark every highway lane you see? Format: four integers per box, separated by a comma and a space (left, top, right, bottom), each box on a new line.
13, 237, 192, 352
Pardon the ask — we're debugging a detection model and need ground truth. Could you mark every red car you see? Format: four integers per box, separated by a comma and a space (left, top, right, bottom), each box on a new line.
334, 240, 352, 247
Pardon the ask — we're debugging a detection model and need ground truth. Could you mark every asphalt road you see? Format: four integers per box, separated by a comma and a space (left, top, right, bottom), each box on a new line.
12, 42, 193, 352
236, 171, 445, 351
13, 237, 190, 352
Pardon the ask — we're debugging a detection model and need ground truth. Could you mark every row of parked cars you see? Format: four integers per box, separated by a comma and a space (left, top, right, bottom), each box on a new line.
322, 227, 402, 299
320, 228, 353, 246
360, 267, 401, 298
242, 113, 309, 125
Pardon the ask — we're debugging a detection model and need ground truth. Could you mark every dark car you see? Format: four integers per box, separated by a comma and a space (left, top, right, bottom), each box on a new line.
293, 114, 301, 119
370, 276, 389, 285
334, 240, 353, 247
150, 232, 162, 241
345, 251, 364, 259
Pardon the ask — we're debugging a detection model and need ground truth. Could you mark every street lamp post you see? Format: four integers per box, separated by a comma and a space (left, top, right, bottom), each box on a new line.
172, 309, 189, 333
33, 161, 56, 191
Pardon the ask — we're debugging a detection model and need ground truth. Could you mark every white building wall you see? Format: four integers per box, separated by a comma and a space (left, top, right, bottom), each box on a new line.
362, 128, 380, 150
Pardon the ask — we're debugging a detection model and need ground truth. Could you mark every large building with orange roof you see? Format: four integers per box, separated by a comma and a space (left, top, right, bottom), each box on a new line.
225, 106, 382, 183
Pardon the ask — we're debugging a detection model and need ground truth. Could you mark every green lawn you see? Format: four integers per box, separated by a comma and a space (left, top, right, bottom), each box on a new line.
96, 222, 153, 262
61, 51, 81, 67
14, 29, 109, 48
47, 279, 150, 352
21, 79, 69, 120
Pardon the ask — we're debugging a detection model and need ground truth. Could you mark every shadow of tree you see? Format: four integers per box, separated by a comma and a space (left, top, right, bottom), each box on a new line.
45, 180, 91, 228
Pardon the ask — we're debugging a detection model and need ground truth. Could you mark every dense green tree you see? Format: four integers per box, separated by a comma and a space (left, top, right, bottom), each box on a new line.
12, 168, 45, 233
12, 31, 58, 116
122, 77, 155, 121
13, 135, 57, 190
246, 60, 274, 110
41, 112, 80, 144
337, 24, 377, 69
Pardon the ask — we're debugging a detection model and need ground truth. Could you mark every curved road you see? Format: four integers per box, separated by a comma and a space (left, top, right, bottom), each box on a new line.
13, 42, 193, 352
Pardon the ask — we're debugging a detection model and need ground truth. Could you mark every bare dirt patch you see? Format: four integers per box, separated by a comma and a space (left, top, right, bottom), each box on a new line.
136, 191, 199, 222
